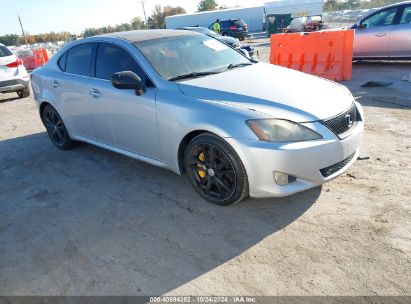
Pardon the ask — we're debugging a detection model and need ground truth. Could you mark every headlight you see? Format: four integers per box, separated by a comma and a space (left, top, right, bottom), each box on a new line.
247, 119, 323, 143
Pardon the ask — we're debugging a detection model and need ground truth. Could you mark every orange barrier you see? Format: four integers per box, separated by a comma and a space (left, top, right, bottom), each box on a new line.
269, 30, 355, 81
33, 48, 49, 69
21, 48, 49, 71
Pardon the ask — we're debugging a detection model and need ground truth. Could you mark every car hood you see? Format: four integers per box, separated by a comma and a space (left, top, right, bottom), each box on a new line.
177, 63, 354, 122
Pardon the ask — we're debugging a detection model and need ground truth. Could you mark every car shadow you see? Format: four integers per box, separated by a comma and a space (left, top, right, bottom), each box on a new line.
344, 61, 411, 110
0, 132, 321, 295
0, 94, 20, 103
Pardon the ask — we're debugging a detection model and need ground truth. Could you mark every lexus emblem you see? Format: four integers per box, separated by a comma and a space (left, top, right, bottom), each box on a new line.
345, 114, 353, 128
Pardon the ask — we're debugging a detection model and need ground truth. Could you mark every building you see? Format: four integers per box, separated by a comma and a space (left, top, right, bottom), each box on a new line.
165, 0, 324, 33
165, 6, 265, 32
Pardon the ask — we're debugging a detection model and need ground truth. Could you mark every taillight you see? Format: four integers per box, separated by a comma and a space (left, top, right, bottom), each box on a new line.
6, 58, 23, 68
230, 25, 237, 30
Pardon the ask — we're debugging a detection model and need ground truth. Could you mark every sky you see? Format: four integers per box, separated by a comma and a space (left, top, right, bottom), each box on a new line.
1, 0, 267, 35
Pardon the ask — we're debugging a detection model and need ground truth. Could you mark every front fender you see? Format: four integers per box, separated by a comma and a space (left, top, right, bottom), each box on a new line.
155, 90, 267, 174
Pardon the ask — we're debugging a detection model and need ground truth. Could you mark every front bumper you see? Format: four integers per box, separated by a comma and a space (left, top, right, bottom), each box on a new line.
0, 79, 29, 93
226, 103, 364, 198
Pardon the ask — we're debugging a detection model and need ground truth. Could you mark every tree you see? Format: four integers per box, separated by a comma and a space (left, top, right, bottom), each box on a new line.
0, 34, 21, 46
148, 5, 186, 29
131, 17, 145, 30
197, 0, 218, 12
148, 5, 165, 29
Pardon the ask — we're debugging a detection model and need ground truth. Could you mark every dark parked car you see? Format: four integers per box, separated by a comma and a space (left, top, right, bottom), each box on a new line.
209, 19, 249, 40
177, 27, 257, 59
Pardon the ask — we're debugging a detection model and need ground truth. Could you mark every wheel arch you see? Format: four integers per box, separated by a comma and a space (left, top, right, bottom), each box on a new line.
177, 130, 209, 174
39, 101, 52, 123
176, 128, 251, 178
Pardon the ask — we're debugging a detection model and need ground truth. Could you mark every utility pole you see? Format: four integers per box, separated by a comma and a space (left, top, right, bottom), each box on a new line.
18, 15, 29, 47
141, 1, 148, 29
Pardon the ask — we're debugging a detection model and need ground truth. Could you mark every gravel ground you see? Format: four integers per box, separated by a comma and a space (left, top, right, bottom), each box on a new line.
0, 48, 410, 296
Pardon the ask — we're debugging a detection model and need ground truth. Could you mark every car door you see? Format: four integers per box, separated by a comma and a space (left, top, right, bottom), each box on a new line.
56, 43, 97, 140
389, 4, 411, 58
354, 6, 399, 58
87, 42, 161, 160
221, 20, 230, 35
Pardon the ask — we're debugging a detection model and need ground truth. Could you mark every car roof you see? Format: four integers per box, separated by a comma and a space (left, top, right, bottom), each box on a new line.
96, 29, 197, 42
381, 0, 411, 9
179, 27, 210, 32
179, 26, 207, 30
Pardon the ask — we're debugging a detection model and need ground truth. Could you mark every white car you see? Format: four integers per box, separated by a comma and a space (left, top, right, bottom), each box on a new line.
31, 30, 364, 205
0, 43, 30, 98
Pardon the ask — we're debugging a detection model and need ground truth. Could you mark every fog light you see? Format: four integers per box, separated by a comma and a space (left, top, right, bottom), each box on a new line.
274, 172, 296, 186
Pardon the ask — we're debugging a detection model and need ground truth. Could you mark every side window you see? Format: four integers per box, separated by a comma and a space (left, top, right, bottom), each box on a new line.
58, 52, 67, 71
400, 6, 411, 24
221, 21, 229, 28
0, 45, 13, 57
361, 8, 397, 28
66, 43, 94, 76
95, 43, 145, 82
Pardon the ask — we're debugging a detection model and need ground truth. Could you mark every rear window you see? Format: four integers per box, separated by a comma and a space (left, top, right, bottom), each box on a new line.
233, 19, 246, 26
0, 45, 13, 57
221, 21, 230, 27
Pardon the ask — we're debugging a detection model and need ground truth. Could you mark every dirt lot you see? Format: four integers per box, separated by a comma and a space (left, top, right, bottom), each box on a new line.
0, 51, 410, 296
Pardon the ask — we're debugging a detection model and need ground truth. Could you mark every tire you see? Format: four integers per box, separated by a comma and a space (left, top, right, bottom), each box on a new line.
184, 133, 249, 206
17, 87, 30, 98
42, 104, 77, 150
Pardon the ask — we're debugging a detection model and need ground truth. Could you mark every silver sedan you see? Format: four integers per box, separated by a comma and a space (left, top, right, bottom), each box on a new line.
352, 1, 411, 59
31, 30, 364, 205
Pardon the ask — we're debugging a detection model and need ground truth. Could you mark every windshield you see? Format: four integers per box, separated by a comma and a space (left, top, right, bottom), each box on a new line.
135, 35, 250, 81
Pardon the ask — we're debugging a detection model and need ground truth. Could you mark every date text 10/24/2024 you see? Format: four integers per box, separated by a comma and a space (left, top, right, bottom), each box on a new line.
149, 296, 258, 303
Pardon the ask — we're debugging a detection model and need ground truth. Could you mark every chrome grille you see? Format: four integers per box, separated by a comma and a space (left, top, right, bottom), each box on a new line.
323, 104, 360, 138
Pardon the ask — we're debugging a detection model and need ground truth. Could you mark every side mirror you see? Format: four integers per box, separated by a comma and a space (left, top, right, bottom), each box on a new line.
111, 71, 145, 96
359, 23, 367, 29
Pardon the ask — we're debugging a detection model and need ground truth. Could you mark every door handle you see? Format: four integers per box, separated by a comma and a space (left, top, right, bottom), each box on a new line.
50, 80, 60, 88
375, 33, 387, 37
89, 88, 102, 99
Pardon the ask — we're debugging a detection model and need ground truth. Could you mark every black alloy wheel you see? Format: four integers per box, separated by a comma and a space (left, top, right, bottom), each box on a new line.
42, 104, 77, 150
185, 133, 248, 206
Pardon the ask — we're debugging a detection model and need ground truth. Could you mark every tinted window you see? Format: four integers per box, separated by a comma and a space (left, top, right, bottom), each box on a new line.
95, 43, 144, 81
400, 6, 411, 24
233, 19, 246, 26
0, 45, 13, 57
58, 52, 67, 71
221, 21, 230, 27
361, 7, 397, 28
66, 43, 94, 76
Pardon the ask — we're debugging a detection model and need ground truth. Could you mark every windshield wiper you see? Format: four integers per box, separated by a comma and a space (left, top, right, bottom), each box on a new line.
168, 71, 221, 81
227, 62, 253, 70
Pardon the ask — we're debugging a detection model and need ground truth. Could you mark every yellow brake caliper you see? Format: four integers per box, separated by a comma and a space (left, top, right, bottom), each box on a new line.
198, 152, 206, 179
